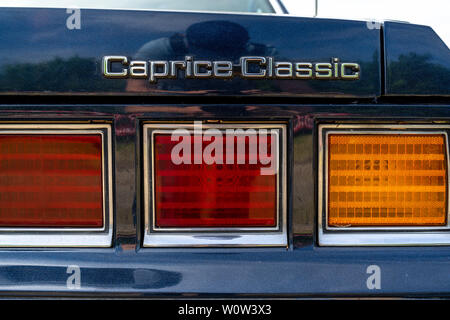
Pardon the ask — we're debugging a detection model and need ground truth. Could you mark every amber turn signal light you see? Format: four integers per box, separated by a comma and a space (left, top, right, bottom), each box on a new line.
327, 134, 448, 227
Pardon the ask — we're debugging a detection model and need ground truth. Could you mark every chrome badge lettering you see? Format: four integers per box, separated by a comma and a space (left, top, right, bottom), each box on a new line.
102, 56, 360, 82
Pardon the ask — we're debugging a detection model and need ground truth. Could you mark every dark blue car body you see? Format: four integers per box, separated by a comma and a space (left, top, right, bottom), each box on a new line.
0, 7, 449, 297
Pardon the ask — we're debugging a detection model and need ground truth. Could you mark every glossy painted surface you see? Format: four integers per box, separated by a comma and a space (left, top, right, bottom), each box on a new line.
384, 21, 450, 96
0, 8, 380, 97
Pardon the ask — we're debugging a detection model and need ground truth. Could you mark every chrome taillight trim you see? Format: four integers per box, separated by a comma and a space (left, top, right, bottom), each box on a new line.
318, 124, 450, 246
142, 123, 288, 247
0, 124, 113, 247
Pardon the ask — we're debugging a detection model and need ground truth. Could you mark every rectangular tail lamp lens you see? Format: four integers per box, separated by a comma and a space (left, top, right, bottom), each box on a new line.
0, 134, 103, 227
327, 134, 448, 227
153, 133, 278, 228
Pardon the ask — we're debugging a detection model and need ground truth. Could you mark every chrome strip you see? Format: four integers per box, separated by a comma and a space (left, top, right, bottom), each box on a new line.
268, 0, 285, 14
143, 233, 287, 248
143, 123, 287, 247
0, 124, 113, 247
318, 124, 450, 246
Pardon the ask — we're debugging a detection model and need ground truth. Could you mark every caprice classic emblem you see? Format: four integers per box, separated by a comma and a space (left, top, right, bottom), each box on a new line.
102, 56, 360, 83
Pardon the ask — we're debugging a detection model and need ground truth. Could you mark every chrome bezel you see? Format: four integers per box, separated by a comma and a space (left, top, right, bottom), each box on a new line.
0, 124, 113, 247
143, 123, 287, 247
318, 124, 450, 246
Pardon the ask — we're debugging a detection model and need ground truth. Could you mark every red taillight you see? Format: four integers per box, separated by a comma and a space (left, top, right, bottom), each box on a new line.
153, 134, 278, 228
0, 135, 103, 227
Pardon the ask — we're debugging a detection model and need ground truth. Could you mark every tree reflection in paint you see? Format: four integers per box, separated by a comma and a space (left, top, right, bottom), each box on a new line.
387, 53, 450, 95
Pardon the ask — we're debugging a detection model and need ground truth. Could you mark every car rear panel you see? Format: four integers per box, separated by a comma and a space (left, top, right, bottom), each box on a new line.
0, 7, 448, 297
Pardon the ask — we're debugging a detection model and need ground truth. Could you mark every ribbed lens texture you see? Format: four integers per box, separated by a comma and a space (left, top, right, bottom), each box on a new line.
0, 135, 103, 227
328, 134, 447, 226
154, 134, 277, 228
